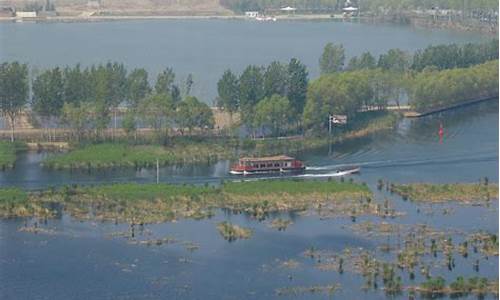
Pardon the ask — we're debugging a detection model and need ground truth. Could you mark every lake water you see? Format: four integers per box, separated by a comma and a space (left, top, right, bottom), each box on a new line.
0, 19, 487, 103
0, 20, 498, 300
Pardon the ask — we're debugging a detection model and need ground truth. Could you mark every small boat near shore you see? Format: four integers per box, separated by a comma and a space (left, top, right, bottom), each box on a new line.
230, 155, 305, 175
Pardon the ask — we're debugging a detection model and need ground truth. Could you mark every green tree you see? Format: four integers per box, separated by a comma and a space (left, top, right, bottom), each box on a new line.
63, 64, 90, 105
378, 49, 411, 72
155, 67, 181, 104
287, 58, 309, 118
121, 110, 137, 141
0, 62, 29, 142
61, 102, 93, 142
263, 61, 288, 98
319, 43, 345, 74
137, 93, 175, 141
254, 94, 291, 137
185, 73, 194, 96
348, 52, 377, 70
216, 69, 239, 123
127, 68, 150, 108
303, 71, 371, 132
32, 67, 64, 125
239, 65, 264, 130
176, 96, 214, 135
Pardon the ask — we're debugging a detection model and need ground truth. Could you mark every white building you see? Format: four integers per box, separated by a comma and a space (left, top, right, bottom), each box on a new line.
245, 11, 259, 18
16, 11, 37, 18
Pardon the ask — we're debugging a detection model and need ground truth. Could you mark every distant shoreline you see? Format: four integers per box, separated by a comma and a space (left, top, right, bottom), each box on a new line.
0, 13, 336, 23
0, 13, 495, 35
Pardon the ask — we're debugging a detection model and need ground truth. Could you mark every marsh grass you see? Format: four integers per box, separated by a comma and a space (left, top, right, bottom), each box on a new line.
275, 283, 340, 296
0, 188, 50, 218
392, 183, 498, 204
0, 180, 371, 223
216, 221, 252, 241
42, 142, 234, 170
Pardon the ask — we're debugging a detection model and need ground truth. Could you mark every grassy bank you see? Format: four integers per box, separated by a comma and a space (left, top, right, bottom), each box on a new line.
41, 140, 236, 170
40, 111, 398, 170
0, 141, 27, 170
392, 183, 498, 204
0, 179, 372, 222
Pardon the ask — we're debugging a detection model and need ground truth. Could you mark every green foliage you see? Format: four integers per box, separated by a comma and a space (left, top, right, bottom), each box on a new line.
63, 64, 91, 105
216, 69, 239, 116
32, 67, 64, 120
254, 94, 291, 136
61, 102, 95, 141
0, 62, 29, 141
287, 58, 309, 117
409, 60, 498, 112
155, 67, 181, 104
303, 70, 376, 130
0, 187, 28, 204
420, 276, 446, 292
412, 40, 498, 71
175, 96, 215, 134
347, 52, 377, 71
0, 141, 27, 169
137, 93, 175, 139
319, 43, 345, 74
223, 179, 370, 195
42, 141, 233, 169
121, 110, 137, 138
83, 182, 216, 202
239, 65, 264, 128
264, 61, 288, 98
127, 68, 151, 107
377, 49, 411, 72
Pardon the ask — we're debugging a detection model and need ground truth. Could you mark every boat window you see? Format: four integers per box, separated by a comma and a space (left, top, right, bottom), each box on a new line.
267, 163, 273, 167
274, 163, 280, 167
260, 164, 266, 168
284, 162, 288, 167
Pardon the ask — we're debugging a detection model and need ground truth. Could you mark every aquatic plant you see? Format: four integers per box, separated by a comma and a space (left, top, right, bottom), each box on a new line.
269, 218, 293, 231
216, 221, 252, 241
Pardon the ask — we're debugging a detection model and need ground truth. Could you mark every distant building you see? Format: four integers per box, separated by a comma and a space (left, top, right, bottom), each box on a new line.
16, 11, 37, 18
245, 11, 259, 18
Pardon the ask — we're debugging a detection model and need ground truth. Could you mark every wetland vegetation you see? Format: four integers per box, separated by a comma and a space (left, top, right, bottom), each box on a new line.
392, 182, 498, 204
0, 179, 372, 223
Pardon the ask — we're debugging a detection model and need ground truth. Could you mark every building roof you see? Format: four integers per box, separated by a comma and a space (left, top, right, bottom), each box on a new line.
239, 155, 295, 162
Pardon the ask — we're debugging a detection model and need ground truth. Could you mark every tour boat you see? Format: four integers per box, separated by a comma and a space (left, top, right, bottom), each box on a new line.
230, 155, 305, 175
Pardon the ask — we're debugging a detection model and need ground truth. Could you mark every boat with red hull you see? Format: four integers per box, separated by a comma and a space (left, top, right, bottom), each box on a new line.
230, 155, 305, 175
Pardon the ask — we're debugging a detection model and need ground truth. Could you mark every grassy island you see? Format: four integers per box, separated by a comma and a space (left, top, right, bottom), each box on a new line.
0, 179, 372, 223
392, 183, 498, 204
41, 141, 235, 170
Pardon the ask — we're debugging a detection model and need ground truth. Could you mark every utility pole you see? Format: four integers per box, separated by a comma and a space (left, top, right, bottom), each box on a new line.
328, 114, 333, 156
156, 159, 159, 184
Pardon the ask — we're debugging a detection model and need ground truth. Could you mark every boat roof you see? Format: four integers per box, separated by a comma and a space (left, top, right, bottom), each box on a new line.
239, 155, 295, 162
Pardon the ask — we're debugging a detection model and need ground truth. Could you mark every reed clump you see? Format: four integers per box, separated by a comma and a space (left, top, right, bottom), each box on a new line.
392, 183, 498, 204
216, 221, 252, 241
